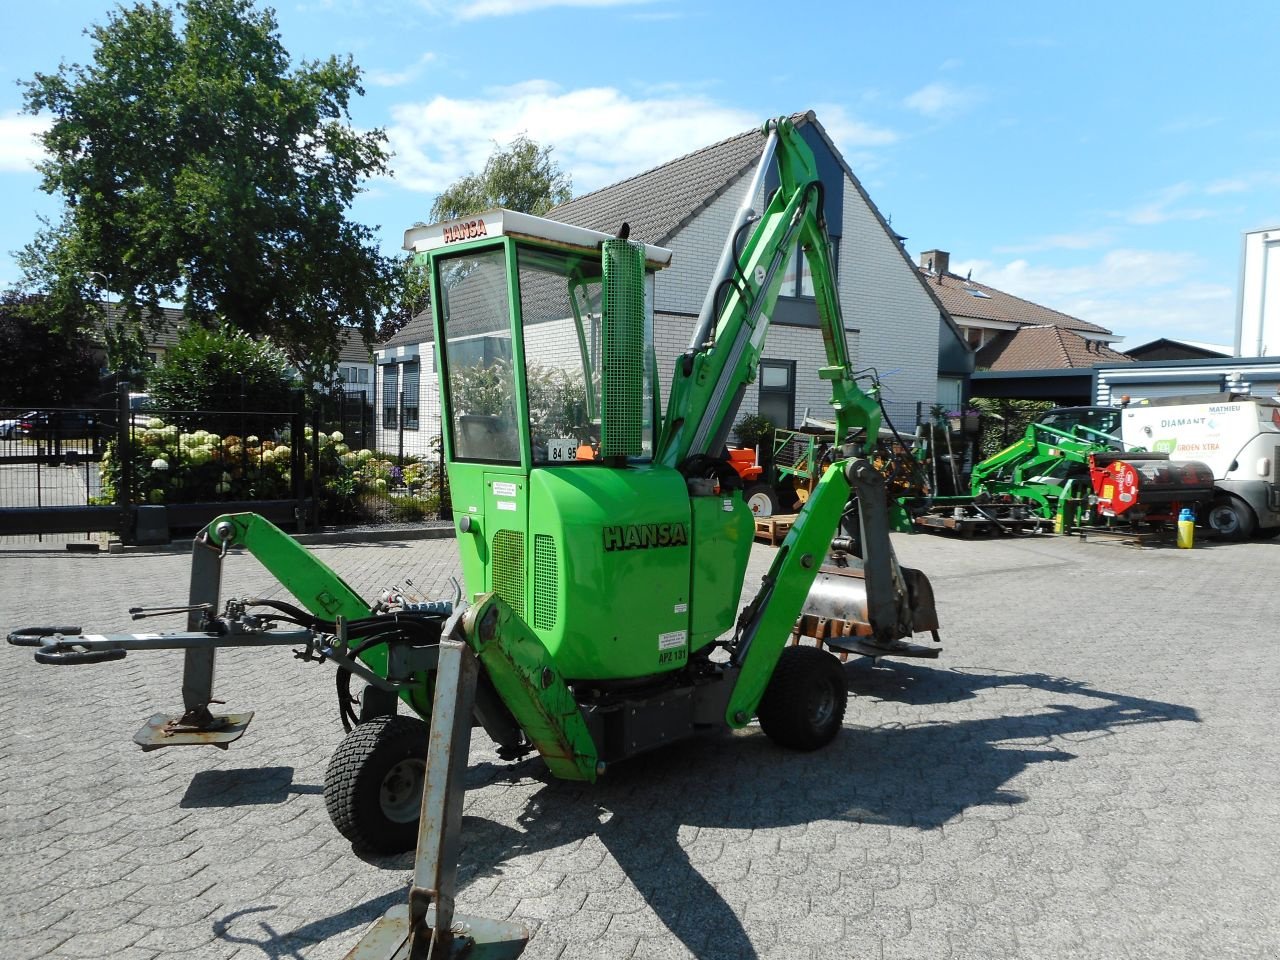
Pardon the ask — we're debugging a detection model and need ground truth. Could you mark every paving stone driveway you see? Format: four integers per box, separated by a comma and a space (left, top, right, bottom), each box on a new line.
1, 530, 1278, 960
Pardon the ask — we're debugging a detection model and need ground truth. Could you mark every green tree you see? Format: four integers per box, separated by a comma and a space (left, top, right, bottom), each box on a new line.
19, 0, 396, 378
429, 134, 573, 222
0, 292, 100, 406
377, 255, 432, 342
148, 324, 294, 433
378, 134, 570, 343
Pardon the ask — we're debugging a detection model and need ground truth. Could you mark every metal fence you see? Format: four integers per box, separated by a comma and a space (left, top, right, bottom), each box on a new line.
0, 387, 451, 548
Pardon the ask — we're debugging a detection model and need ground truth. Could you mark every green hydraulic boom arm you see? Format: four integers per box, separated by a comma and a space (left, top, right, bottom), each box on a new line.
655, 118, 881, 466
648, 117, 926, 725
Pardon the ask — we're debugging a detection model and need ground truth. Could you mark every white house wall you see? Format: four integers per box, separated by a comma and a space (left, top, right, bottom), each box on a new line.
838, 183, 941, 426
1238, 227, 1280, 357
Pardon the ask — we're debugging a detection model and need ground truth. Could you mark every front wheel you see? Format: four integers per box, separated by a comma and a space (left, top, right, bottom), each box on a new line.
745, 483, 779, 518
757, 645, 849, 751
324, 715, 428, 853
1207, 496, 1256, 541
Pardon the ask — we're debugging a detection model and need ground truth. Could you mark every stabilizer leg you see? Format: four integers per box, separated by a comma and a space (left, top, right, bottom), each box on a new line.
347, 635, 528, 960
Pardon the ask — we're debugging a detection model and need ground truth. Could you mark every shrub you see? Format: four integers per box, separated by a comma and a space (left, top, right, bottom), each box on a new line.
734, 413, 775, 449
147, 324, 295, 434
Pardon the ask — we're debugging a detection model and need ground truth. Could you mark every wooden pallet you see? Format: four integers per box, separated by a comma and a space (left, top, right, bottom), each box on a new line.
754, 513, 797, 545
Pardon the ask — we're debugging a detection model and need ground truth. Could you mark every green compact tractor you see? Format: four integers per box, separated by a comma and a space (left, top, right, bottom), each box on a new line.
10, 118, 943, 959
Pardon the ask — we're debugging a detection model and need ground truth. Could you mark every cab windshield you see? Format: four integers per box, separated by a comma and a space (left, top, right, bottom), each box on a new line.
436, 243, 656, 465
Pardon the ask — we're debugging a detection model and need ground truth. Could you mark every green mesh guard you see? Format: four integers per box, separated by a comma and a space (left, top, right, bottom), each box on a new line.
532, 533, 558, 632
491, 528, 526, 619
600, 238, 646, 458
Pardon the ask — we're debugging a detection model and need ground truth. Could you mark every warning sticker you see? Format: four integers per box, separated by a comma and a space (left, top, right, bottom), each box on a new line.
496, 500, 517, 512
493, 481, 517, 497
658, 630, 686, 651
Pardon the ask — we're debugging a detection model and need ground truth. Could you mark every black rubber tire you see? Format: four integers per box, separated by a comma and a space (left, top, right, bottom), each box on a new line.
1207, 496, 1256, 541
744, 482, 779, 518
324, 714, 429, 853
757, 645, 849, 751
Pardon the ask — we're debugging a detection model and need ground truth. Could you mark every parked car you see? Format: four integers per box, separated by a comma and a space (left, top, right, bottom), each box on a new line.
0, 413, 33, 440
16, 410, 109, 441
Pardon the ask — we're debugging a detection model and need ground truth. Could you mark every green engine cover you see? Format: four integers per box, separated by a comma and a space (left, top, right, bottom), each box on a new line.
527, 466, 692, 679
451, 461, 699, 681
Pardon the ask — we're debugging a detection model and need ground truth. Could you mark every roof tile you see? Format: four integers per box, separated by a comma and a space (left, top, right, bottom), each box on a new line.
976, 325, 1133, 371
924, 270, 1111, 334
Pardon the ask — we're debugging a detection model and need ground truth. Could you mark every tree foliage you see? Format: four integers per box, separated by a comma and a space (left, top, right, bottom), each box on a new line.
147, 324, 295, 432
19, 0, 396, 377
429, 134, 573, 222
377, 256, 432, 343
969, 396, 1053, 459
371, 133, 571, 344
0, 291, 100, 406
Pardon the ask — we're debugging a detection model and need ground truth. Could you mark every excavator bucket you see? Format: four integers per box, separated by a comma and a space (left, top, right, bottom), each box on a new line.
796, 563, 941, 660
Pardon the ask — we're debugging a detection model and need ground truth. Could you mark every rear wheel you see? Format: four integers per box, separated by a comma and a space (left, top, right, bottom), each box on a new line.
757, 645, 848, 751
745, 483, 779, 518
324, 715, 428, 853
1207, 496, 1256, 541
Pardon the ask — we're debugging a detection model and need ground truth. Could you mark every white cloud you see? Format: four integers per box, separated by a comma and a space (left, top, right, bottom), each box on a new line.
0, 112, 48, 173
902, 82, 979, 118
367, 52, 437, 88
994, 229, 1116, 254
954, 249, 1235, 343
385, 82, 760, 194
811, 102, 898, 150
1160, 115, 1221, 135
1121, 182, 1217, 225
419, 0, 656, 20
1205, 171, 1280, 195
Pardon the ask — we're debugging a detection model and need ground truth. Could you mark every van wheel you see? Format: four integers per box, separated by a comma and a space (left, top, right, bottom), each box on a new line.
1207, 496, 1256, 541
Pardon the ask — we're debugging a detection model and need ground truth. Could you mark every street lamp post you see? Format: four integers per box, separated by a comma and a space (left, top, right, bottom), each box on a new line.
88, 271, 115, 390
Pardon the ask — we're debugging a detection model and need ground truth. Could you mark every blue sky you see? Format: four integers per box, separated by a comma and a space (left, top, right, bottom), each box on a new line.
2, 0, 1277, 349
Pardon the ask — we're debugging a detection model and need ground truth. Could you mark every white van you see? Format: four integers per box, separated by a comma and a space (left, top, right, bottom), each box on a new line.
1120, 393, 1280, 539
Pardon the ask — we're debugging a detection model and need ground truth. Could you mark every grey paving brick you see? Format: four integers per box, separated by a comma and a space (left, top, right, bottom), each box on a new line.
3, 533, 1280, 958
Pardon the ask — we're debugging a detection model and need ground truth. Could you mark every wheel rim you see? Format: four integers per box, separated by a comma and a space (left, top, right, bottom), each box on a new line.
379, 758, 426, 823
1209, 505, 1238, 534
748, 492, 774, 517
808, 679, 837, 729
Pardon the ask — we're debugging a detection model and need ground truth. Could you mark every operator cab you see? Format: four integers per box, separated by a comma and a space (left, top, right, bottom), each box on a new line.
404, 209, 672, 469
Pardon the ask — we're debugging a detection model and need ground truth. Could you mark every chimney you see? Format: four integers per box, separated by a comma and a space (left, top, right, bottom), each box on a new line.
919, 249, 950, 276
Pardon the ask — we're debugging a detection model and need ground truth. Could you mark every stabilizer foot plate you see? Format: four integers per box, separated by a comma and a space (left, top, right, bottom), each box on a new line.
345, 904, 528, 960
133, 711, 254, 751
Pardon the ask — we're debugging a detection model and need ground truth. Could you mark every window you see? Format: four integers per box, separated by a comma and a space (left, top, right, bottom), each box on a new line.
438, 248, 519, 462
402, 361, 420, 431
382, 364, 399, 428
758, 359, 796, 430
780, 239, 839, 299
